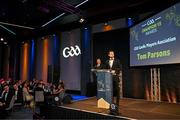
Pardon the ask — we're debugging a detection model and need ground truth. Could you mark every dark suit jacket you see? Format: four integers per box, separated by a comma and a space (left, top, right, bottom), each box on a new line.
105, 59, 122, 71
0, 89, 14, 108
105, 59, 122, 96
16, 85, 23, 103
94, 64, 104, 69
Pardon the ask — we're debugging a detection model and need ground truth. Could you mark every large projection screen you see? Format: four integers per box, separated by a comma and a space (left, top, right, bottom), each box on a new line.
130, 2, 180, 67
60, 29, 81, 90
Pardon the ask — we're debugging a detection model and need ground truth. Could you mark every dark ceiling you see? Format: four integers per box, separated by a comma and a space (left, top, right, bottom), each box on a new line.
0, 0, 179, 44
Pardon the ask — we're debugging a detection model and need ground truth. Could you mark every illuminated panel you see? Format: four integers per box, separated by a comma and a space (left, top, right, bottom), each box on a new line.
60, 29, 81, 90
21, 43, 29, 81
42, 38, 48, 83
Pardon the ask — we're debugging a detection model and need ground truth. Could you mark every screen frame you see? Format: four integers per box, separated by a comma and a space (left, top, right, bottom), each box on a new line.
129, 2, 180, 67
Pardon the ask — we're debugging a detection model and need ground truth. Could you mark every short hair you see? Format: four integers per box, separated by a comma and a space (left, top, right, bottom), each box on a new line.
96, 58, 101, 61
108, 50, 114, 53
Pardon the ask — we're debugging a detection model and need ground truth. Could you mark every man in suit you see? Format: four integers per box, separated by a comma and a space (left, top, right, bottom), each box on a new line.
105, 50, 122, 114
94, 58, 104, 69
0, 85, 15, 108
92, 58, 104, 96
105, 50, 121, 71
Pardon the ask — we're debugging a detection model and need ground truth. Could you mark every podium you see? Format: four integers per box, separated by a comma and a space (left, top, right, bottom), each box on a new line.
91, 69, 113, 109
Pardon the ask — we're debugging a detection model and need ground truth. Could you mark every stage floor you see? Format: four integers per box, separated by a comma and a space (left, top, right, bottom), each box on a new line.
62, 97, 180, 119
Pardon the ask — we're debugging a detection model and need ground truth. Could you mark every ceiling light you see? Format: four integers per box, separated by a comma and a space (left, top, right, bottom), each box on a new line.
4, 42, 7, 44
0, 25, 16, 35
0, 21, 34, 30
75, 0, 89, 8
0, 38, 4, 41
41, 13, 65, 27
79, 18, 85, 23
104, 22, 108, 25
42, 0, 88, 27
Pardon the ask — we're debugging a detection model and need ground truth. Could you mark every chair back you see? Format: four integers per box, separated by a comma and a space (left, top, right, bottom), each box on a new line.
35, 91, 44, 102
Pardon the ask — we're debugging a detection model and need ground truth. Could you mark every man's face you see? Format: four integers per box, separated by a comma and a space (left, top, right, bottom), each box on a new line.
4, 86, 9, 92
108, 51, 114, 58
97, 59, 101, 64
14, 84, 18, 90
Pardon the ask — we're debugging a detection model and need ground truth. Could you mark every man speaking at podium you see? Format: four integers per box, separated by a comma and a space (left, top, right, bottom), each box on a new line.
105, 50, 122, 114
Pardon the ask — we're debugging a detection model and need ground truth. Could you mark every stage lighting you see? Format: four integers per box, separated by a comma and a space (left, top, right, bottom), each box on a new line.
79, 18, 85, 23
54, 96, 62, 106
104, 22, 108, 25
0, 38, 4, 41
54, 96, 59, 102
127, 17, 133, 27
109, 103, 119, 115
103, 22, 113, 31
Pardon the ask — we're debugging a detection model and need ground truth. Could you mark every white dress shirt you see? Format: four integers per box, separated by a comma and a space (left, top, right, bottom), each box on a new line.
109, 59, 114, 68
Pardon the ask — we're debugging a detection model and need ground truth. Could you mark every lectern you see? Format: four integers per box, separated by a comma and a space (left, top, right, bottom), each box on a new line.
91, 69, 113, 109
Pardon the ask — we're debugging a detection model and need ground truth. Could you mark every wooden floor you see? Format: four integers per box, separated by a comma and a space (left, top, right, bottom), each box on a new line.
62, 97, 180, 119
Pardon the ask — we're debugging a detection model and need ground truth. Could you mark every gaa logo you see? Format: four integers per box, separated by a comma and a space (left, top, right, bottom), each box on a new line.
62, 45, 81, 58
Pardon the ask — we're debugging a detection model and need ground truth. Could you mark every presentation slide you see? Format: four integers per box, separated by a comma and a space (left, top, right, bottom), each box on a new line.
130, 2, 180, 66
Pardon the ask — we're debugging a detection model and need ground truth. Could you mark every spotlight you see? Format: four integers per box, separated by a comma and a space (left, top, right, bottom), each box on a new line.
54, 96, 59, 102
103, 22, 113, 31
104, 22, 108, 25
109, 103, 119, 115
0, 38, 4, 41
4, 42, 7, 44
127, 17, 133, 27
79, 18, 85, 23
54, 96, 61, 106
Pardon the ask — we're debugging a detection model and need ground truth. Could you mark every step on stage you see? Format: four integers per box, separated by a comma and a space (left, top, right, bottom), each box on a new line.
41, 97, 180, 119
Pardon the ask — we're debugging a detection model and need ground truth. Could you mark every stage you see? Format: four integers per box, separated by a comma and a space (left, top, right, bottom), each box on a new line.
41, 97, 180, 119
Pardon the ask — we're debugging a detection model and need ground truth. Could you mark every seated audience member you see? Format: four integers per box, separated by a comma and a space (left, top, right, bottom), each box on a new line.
16, 80, 23, 104
0, 85, 14, 109
52, 84, 57, 94
0, 80, 6, 92
0, 79, 5, 95
52, 81, 65, 101
29, 81, 34, 92
23, 82, 34, 108
13, 84, 18, 101
44, 83, 51, 93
